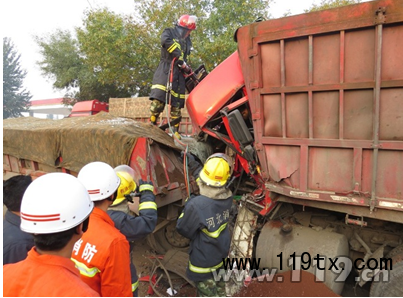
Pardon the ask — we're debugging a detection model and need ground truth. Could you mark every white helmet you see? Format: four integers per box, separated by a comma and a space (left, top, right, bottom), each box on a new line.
78, 161, 121, 202
20, 173, 93, 234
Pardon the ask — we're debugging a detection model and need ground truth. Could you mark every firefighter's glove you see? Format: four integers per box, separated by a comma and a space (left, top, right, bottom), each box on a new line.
181, 151, 202, 178
138, 179, 154, 194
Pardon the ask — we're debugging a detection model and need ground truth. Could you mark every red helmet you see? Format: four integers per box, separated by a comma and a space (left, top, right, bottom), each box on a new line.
177, 15, 197, 30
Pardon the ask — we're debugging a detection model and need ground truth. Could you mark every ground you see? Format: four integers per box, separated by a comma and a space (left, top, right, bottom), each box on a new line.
132, 240, 197, 297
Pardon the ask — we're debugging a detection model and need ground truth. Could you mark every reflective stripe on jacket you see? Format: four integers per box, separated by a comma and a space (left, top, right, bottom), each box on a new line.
108, 190, 157, 296
176, 194, 233, 282
71, 207, 132, 297
149, 27, 192, 107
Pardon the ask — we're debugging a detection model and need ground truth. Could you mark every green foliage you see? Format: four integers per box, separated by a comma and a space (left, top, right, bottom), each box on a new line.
3, 37, 32, 119
195, 0, 269, 69
36, 0, 272, 101
35, 30, 82, 91
35, 29, 130, 102
77, 9, 149, 96
304, 0, 362, 13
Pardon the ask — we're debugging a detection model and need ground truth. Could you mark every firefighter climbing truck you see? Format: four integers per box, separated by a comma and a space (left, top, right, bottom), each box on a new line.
185, 0, 403, 296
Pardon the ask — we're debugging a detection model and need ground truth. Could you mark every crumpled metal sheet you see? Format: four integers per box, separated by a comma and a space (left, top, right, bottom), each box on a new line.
3, 112, 180, 173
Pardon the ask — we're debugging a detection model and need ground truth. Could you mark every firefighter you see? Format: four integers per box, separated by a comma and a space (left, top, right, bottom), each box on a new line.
3, 173, 99, 297
107, 165, 157, 297
73, 161, 132, 297
3, 175, 34, 265
176, 153, 234, 297
149, 14, 197, 139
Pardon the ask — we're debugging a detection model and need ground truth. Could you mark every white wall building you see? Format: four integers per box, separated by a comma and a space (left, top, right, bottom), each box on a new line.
22, 98, 72, 119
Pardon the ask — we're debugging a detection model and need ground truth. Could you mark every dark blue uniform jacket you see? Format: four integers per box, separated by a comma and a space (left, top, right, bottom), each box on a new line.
3, 210, 34, 265
176, 195, 233, 281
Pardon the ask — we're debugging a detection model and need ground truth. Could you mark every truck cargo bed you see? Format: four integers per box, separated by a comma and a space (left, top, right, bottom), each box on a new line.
236, 0, 403, 217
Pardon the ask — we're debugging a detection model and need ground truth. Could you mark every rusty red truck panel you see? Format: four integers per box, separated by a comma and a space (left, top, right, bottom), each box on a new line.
236, 0, 403, 215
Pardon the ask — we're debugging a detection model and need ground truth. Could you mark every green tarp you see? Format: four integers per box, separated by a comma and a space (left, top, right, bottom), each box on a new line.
3, 112, 179, 173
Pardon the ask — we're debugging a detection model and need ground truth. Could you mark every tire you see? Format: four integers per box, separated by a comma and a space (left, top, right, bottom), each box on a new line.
147, 221, 189, 254
386, 245, 403, 260
370, 261, 403, 297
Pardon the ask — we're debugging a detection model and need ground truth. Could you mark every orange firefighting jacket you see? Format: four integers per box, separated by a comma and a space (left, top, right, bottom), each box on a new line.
3, 247, 99, 297
71, 207, 132, 297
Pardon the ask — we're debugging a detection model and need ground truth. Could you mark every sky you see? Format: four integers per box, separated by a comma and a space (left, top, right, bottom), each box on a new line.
1, 0, 321, 101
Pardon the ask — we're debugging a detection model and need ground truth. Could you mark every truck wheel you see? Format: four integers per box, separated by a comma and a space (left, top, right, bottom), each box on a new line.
147, 221, 189, 254
386, 245, 403, 260
369, 261, 403, 297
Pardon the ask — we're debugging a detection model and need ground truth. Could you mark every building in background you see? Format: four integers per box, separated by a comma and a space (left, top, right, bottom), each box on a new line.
22, 98, 72, 119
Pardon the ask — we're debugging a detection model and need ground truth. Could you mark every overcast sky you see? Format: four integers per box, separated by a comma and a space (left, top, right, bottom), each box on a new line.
2, 0, 321, 101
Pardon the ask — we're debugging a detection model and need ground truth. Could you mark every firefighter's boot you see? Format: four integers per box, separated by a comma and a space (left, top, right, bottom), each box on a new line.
171, 119, 181, 140
150, 99, 165, 125
170, 107, 182, 139
173, 130, 181, 140
150, 114, 159, 126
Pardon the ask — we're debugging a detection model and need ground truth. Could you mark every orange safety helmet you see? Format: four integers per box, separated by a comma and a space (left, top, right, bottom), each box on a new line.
177, 15, 197, 30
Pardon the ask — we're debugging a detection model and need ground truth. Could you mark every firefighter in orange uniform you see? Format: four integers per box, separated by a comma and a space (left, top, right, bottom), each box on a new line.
3, 173, 99, 297
72, 161, 133, 297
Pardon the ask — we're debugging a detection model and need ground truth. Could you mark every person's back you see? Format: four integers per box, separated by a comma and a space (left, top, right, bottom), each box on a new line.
73, 161, 132, 297
3, 173, 99, 297
107, 165, 158, 296
176, 153, 234, 297
72, 207, 132, 296
178, 193, 233, 277
3, 175, 34, 265
108, 165, 157, 244
4, 249, 99, 297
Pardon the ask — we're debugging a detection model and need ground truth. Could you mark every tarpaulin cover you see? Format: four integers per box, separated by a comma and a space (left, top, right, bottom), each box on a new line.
3, 112, 179, 173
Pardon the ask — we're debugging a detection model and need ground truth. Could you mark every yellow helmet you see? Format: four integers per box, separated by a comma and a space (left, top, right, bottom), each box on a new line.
198, 153, 232, 187
112, 165, 137, 206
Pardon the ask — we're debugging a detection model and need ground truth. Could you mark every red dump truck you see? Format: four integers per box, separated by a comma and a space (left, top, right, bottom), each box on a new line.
186, 0, 402, 295
3, 0, 402, 295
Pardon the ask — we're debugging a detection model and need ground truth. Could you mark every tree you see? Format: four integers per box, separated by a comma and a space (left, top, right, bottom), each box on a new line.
76, 8, 153, 97
36, 0, 272, 101
304, 0, 361, 12
35, 29, 130, 102
3, 37, 32, 118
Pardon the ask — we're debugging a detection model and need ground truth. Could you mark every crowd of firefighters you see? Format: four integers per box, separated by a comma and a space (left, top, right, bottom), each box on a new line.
3, 14, 237, 297
3, 150, 235, 297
